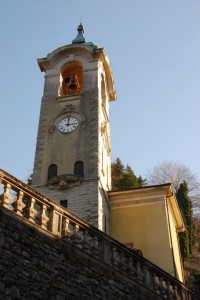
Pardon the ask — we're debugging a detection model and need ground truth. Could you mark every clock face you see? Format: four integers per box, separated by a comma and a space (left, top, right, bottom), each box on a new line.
58, 117, 79, 133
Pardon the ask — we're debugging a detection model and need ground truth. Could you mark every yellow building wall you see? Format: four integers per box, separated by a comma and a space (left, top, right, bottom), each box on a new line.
110, 201, 176, 277
167, 202, 184, 281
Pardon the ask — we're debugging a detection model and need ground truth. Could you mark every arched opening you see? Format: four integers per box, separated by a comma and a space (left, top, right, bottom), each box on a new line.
48, 164, 58, 181
74, 161, 84, 178
60, 61, 83, 96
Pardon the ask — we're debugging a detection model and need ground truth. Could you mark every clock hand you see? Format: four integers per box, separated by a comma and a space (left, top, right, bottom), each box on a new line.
67, 117, 70, 125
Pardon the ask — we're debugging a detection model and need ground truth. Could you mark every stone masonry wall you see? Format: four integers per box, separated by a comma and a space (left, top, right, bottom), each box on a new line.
0, 206, 162, 300
35, 179, 99, 227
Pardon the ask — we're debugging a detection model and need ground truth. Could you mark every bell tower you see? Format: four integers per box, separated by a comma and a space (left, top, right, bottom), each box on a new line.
32, 24, 116, 231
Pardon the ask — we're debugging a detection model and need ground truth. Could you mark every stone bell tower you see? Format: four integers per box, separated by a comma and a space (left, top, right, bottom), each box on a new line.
32, 24, 116, 231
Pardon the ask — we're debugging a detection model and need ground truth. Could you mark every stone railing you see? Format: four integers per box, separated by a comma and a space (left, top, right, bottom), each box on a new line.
0, 169, 198, 300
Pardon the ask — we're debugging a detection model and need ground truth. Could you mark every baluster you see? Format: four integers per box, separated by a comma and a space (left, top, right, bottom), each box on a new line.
70, 224, 83, 248
174, 285, 181, 300
143, 266, 153, 289
158, 276, 167, 298
187, 291, 192, 300
98, 238, 104, 258
136, 262, 144, 283
25, 197, 37, 223
0, 182, 11, 209
81, 230, 92, 252
111, 247, 119, 269
118, 252, 127, 273
153, 273, 160, 294
180, 286, 187, 300
101, 240, 111, 264
62, 218, 72, 237
13, 190, 26, 217
127, 257, 136, 278
90, 236, 99, 258
38, 204, 49, 229
48, 209, 62, 236
166, 281, 175, 300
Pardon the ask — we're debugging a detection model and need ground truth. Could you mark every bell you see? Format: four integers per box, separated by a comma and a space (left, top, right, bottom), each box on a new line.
66, 75, 79, 90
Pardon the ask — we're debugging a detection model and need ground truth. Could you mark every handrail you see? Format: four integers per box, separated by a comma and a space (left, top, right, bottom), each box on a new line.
0, 168, 198, 300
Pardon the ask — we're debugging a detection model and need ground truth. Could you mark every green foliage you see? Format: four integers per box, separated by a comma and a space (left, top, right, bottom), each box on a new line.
176, 181, 195, 260
137, 175, 147, 187
111, 158, 146, 190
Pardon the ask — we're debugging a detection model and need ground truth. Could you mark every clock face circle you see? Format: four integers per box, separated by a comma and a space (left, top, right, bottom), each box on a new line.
58, 117, 79, 133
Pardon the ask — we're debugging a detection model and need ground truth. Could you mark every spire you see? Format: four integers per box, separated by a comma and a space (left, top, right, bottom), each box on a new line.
72, 23, 85, 44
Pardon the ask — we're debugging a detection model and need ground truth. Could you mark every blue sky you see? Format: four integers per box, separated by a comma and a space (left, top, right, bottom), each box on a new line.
0, 0, 200, 183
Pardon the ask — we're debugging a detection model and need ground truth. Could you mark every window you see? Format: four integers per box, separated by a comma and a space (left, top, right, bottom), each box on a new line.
48, 164, 57, 181
74, 161, 84, 177
60, 200, 68, 209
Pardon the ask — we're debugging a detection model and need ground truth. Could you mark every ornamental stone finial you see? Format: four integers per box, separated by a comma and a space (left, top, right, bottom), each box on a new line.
72, 23, 85, 44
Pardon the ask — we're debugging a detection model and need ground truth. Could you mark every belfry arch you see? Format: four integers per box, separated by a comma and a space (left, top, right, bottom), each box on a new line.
60, 61, 83, 96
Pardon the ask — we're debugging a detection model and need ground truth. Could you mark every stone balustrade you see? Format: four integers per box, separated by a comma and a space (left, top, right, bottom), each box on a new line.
0, 169, 197, 300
